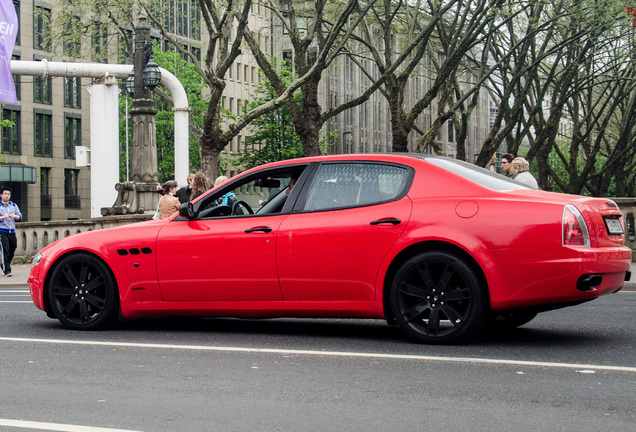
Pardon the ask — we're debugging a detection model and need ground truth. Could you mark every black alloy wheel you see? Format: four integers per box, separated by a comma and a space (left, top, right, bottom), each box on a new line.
390, 251, 486, 344
48, 253, 119, 330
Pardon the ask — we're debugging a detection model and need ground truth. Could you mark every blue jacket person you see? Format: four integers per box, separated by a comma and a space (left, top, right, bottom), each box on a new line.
0, 187, 22, 276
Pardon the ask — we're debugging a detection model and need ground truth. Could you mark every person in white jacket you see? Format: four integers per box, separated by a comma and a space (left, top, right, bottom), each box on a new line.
511, 157, 539, 189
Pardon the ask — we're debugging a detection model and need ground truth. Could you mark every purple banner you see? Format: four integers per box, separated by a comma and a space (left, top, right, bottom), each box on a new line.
0, 1, 18, 104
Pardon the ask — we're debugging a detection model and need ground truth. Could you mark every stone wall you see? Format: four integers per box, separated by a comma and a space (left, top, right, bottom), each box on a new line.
15, 214, 152, 262
614, 198, 636, 260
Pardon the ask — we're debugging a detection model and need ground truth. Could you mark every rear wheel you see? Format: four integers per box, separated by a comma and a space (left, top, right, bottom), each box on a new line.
48, 253, 119, 330
390, 251, 486, 344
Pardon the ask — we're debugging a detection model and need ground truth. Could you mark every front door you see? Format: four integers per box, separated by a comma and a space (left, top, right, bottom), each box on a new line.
156, 216, 285, 301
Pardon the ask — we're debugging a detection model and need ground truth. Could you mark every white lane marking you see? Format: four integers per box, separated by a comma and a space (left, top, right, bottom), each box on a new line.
0, 418, 142, 431
0, 301, 32, 303
1, 336, 635, 373
0, 290, 29, 293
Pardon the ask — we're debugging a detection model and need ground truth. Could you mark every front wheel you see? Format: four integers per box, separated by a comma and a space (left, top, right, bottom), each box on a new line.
48, 253, 119, 330
389, 251, 487, 344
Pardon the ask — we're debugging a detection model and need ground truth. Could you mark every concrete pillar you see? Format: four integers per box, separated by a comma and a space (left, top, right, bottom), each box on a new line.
88, 76, 120, 218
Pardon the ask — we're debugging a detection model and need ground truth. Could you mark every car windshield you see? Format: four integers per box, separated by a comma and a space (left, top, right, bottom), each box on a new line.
424, 157, 532, 191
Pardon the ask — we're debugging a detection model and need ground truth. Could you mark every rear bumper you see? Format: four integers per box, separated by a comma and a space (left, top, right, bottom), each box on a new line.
485, 246, 632, 311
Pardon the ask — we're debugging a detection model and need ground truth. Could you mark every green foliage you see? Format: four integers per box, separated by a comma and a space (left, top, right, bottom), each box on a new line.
153, 49, 206, 181
546, 139, 616, 196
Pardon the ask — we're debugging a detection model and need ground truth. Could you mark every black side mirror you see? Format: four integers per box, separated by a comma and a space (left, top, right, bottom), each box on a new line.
179, 202, 195, 219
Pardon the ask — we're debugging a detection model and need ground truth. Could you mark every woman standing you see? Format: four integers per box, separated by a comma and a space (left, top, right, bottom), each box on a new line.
159, 180, 180, 219
190, 173, 210, 201
511, 157, 539, 189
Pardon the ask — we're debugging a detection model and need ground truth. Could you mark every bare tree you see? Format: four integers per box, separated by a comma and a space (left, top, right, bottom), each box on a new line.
475, 0, 563, 168
244, 0, 384, 156
350, 0, 526, 155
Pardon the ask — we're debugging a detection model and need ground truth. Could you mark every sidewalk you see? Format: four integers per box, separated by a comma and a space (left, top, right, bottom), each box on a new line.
0, 263, 31, 288
624, 261, 636, 292
0, 262, 634, 291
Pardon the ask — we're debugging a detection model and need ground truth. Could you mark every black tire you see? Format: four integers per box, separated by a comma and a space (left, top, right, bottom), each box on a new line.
389, 251, 486, 344
48, 253, 119, 330
488, 311, 538, 330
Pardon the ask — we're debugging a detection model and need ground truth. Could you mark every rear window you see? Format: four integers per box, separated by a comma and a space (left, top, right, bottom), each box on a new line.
425, 157, 531, 191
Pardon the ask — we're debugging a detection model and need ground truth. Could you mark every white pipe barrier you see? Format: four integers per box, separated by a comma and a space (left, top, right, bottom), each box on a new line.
87, 76, 120, 217
9, 60, 190, 215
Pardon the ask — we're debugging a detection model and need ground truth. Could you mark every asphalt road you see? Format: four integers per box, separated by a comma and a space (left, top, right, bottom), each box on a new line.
1, 284, 635, 432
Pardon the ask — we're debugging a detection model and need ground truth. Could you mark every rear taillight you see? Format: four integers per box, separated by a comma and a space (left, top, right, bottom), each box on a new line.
563, 205, 591, 247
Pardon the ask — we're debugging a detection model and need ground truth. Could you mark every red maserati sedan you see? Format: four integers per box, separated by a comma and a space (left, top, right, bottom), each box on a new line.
28, 154, 631, 344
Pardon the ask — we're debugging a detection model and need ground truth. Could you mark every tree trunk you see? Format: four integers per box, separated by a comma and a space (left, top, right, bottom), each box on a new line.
200, 143, 221, 181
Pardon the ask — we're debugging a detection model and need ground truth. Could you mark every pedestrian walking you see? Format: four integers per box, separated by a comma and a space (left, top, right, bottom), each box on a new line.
0, 187, 22, 277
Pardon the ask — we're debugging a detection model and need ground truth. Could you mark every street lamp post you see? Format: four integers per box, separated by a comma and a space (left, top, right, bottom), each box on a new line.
127, 15, 161, 213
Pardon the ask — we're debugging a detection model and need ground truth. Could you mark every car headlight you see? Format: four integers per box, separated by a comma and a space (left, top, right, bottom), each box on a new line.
32, 252, 44, 266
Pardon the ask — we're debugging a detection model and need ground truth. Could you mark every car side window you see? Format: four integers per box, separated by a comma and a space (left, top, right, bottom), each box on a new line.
195, 172, 301, 218
304, 163, 409, 211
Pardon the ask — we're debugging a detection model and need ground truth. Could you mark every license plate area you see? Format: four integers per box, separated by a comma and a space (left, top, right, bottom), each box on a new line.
603, 216, 624, 235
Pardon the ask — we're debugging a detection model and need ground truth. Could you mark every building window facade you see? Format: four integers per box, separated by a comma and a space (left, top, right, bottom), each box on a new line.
11, 54, 20, 100
177, 0, 188, 36
92, 24, 109, 62
190, 0, 200, 40
33, 75, 52, 103
13, 1, 20, 46
164, 0, 175, 33
118, 30, 133, 64
64, 77, 81, 108
64, 169, 80, 209
1, 106, 21, 155
34, 55, 52, 104
33, 5, 51, 51
64, 113, 81, 159
40, 167, 51, 220
63, 16, 82, 57
34, 109, 52, 157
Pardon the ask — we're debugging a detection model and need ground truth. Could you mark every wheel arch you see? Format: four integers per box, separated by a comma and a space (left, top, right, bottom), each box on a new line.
382, 241, 490, 324
42, 250, 120, 317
